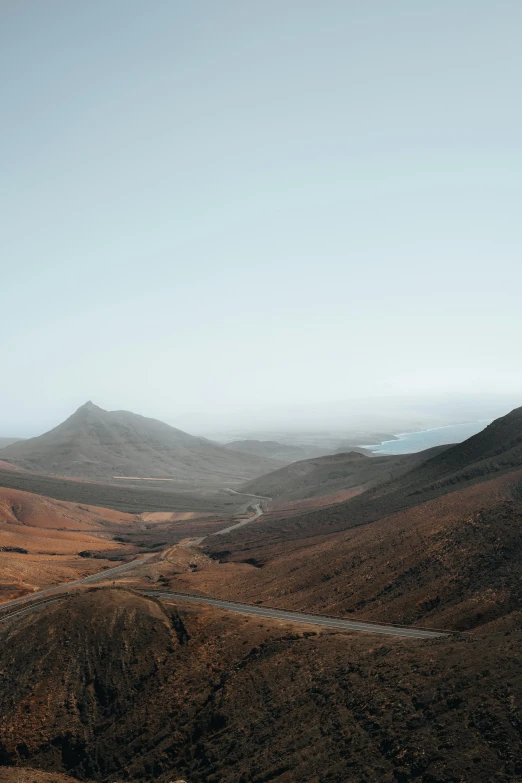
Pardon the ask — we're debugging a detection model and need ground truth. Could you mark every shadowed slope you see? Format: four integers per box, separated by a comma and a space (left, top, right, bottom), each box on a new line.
195, 469, 522, 630
224, 407, 522, 545
1, 589, 522, 782
242, 446, 449, 503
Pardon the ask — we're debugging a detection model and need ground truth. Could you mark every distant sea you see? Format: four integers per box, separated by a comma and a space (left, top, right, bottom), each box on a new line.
362, 420, 492, 455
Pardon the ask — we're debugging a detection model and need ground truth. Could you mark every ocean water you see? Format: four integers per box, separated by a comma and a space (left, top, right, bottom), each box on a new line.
364, 420, 492, 455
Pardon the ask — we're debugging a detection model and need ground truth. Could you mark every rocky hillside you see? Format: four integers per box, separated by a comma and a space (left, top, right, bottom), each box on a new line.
0, 402, 279, 485
0, 588, 521, 783
197, 468, 522, 631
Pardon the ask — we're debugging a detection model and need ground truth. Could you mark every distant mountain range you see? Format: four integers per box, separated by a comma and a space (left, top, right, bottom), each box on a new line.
0, 401, 280, 485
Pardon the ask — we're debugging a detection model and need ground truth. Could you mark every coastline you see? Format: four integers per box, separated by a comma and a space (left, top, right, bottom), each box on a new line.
361, 420, 492, 455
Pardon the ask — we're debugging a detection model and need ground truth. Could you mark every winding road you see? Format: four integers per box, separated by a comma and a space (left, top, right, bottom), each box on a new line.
211, 502, 264, 536
144, 591, 446, 639
0, 502, 448, 638
0, 555, 155, 618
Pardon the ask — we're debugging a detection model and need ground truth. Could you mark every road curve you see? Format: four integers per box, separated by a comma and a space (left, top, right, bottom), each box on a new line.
211, 502, 264, 536
0, 555, 155, 614
144, 590, 447, 639
0, 507, 448, 639
183, 502, 264, 548
224, 488, 272, 500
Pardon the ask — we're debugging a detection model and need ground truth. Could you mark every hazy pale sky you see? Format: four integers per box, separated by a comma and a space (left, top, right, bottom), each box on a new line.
2, 1, 522, 435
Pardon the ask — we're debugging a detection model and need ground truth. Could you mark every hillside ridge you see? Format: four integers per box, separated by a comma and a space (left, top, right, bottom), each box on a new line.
0, 402, 280, 486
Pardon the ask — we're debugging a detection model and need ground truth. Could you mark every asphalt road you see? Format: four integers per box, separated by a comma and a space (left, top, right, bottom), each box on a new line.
145, 590, 447, 639
183, 502, 264, 548
0, 555, 154, 614
224, 487, 272, 500
211, 502, 264, 536
0, 504, 448, 639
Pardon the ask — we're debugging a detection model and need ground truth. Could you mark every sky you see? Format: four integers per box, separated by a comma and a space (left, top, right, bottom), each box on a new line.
2, 1, 522, 436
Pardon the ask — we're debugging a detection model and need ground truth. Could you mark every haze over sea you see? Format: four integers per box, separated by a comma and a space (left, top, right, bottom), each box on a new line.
365, 421, 492, 455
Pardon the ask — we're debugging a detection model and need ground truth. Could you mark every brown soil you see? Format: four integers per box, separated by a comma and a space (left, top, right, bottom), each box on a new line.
0, 768, 81, 783
0, 488, 143, 602
0, 588, 521, 783
0, 484, 251, 604
0, 461, 24, 473
147, 469, 522, 631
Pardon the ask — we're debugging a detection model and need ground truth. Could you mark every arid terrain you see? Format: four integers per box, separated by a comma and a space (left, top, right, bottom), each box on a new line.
0, 467, 242, 515
1, 588, 521, 783
0, 484, 247, 604
148, 469, 522, 632
1, 407, 522, 783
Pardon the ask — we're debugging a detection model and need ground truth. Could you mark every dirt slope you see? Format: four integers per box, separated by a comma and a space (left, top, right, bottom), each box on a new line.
228, 407, 522, 547
0, 588, 521, 783
0, 487, 139, 602
0, 438, 23, 449
0, 770, 80, 783
0, 402, 279, 485
190, 469, 522, 630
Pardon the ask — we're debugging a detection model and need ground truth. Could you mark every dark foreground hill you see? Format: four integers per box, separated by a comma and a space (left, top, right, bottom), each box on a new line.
1, 588, 522, 783
0, 402, 279, 486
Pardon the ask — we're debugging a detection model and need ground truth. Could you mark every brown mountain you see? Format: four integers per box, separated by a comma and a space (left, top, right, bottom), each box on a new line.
0, 402, 279, 486
192, 468, 522, 631
230, 407, 522, 543
183, 407, 522, 631
1, 588, 521, 783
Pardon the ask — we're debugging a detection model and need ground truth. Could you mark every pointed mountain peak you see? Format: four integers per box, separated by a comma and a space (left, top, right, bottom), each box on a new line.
74, 400, 106, 416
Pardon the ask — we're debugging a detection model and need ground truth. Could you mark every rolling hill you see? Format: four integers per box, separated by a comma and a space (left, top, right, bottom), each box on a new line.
191, 468, 522, 630
227, 407, 522, 544
0, 402, 279, 485
0, 485, 138, 602
1, 588, 521, 783
241, 446, 449, 503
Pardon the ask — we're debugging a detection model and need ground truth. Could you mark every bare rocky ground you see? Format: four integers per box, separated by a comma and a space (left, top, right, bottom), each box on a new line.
0, 589, 521, 783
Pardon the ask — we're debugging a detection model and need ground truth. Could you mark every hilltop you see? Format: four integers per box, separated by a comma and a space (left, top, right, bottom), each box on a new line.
224, 407, 522, 544
0, 402, 279, 486
164, 406, 522, 632
242, 446, 449, 504
1, 588, 521, 783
